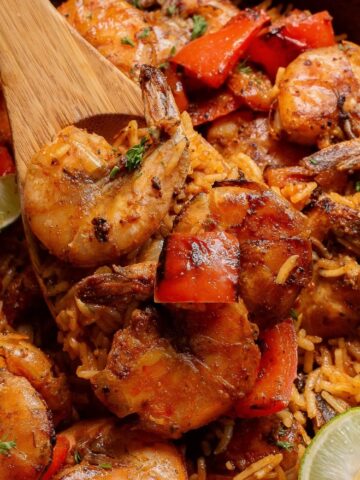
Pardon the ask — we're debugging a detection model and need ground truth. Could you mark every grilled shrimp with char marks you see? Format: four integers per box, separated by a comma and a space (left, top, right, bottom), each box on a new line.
0, 368, 54, 480
276, 43, 360, 147
175, 180, 312, 327
0, 333, 72, 479
91, 301, 260, 438
0, 333, 71, 425
24, 66, 189, 267
52, 418, 187, 479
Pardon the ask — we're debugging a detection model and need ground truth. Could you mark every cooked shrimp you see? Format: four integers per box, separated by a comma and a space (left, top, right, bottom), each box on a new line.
55, 262, 156, 368
59, 0, 156, 78
0, 332, 71, 425
0, 368, 54, 480
59, 0, 190, 78
276, 43, 360, 147
297, 253, 360, 338
207, 110, 311, 172
91, 302, 260, 437
308, 193, 360, 251
300, 138, 360, 174
52, 418, 187, 479
24, 66, 189, 267
175, 180, 312, 327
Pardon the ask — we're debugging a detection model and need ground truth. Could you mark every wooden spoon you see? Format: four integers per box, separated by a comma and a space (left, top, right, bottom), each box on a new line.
0, 0, 144, 315
0, 0, 143, 188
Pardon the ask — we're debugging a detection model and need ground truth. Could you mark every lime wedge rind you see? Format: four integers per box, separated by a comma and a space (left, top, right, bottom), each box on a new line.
0, 174, 21, 230
299, 407, 360, 480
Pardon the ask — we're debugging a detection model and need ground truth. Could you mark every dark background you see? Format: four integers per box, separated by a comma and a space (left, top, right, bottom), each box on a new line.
50, 0, 360, 43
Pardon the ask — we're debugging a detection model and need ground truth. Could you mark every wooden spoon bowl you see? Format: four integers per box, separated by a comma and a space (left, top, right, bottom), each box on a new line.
0, 0, 143, 188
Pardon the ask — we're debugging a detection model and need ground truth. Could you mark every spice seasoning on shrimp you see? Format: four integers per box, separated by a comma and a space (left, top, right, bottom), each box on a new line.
92, 217, 110, 243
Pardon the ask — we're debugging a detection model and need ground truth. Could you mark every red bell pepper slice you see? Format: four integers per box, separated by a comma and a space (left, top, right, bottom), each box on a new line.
282, 11, 335, 49
189, 88, 242, 126
172, 9, 270, 89
247, 32, 305, 81
247, 11, 335, 81
155, 232, 240, 303
164, 64, 189, 113
235, 319, 297, 417
0, 146, 15, 176
42, 435, 70, 480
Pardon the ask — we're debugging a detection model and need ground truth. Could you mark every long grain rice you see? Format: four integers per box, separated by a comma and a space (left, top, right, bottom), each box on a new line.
233, 454, 283, 480
275, 255, 299, 284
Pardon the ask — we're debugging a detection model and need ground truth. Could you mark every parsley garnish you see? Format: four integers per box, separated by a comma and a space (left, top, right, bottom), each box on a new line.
130, 0, 142, 8
237, 59, 253, 75
309, 157, 318, 165
170, 45, 176, 56
191, 15, 207, 40
100, 462, 112, 469
109, 165, 121, 180
166, 5, 177, 17
159, 62, 169, 70
125, 137, 148, 171
290, 308, 298, 320
278, 424, 288, 436
355, 181, 360, 192
276, 440, 294, 451
0, 439, 16, 456
138, 27, 150, 39
74, 450, 82, 464
121, 36, 135, 47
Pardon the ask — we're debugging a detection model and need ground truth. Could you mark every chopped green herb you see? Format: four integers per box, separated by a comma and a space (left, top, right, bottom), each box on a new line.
138, 27, 150, 39
355, 181, 360, 192
191, 15, 207, 40
100, 462, 112, 470
290, 308, 298, 320
74, 450, 82, 464
278, 424, 288, 436
109, 165, 121, 180
121, 36, 135, 47
170, 45, 177, 56
130, 0, 142, 8
159, 62, 169, 70
237, 59, 253, 75
125, 137, 148, 171
276, 440, 294, 452
0, 439, 16, 456
166, 5, 177, 17
309, 157, 318, 165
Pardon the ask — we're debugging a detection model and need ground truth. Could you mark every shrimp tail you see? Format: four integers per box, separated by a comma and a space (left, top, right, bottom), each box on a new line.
140, 65, 180, 134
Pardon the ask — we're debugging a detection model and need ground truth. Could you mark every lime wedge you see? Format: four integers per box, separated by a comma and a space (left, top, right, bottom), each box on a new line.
299, 407, 360, 480
0, 174, 21, 230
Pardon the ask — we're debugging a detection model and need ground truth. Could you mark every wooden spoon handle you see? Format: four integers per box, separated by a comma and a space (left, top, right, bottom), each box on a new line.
0, 0, 142, 183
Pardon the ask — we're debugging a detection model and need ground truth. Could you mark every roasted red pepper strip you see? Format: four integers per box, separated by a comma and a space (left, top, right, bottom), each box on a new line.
189, 88, 242, 126
155, 232, 240, 303
247, 11, 335, 80
282, 11, 335, 49
164, 64, 189, 113
0, 145, 15, 176
42, 435, 70, 480
172, 9, 270, 89
235, 319, 297, 417
247, 32, 305, 81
